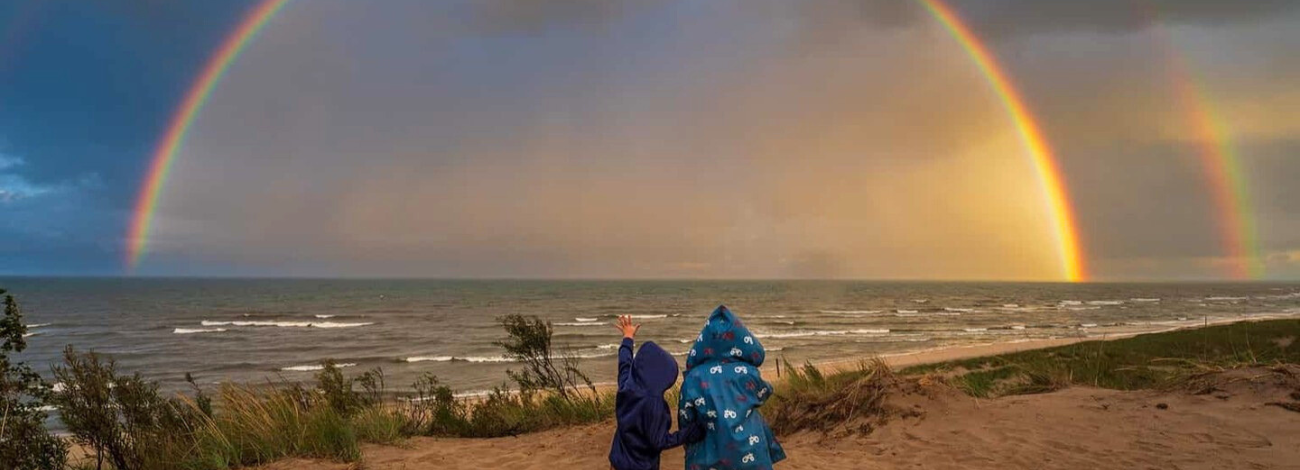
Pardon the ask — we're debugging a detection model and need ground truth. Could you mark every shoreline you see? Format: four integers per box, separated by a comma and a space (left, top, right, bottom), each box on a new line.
781, 312, 1299, 378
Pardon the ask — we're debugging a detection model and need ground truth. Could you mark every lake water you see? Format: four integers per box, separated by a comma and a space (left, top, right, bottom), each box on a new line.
5, 278, 1300, 394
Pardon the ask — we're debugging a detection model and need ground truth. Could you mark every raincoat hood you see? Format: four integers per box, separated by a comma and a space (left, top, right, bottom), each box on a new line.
633, 341, 678, 393
685, 305, 765, 371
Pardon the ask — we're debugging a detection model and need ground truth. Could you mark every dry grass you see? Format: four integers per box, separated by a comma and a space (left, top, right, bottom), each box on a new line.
766, 358, 898, 436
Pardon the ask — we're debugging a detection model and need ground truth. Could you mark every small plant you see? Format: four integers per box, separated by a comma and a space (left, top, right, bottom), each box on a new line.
494, 314, 595, 399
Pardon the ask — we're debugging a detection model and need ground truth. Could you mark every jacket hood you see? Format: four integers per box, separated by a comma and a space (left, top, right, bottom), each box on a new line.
632, 341, 678, 393
685, 305, 765, 370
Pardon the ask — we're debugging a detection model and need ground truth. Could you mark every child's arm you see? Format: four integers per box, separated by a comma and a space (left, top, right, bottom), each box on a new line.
613, 315, 640, 391
657, 419, 706, 450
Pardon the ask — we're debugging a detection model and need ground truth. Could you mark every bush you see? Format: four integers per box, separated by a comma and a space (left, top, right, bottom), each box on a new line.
0, 289, 69, 470
51, 346, 197, 470
495, 314, 595, 399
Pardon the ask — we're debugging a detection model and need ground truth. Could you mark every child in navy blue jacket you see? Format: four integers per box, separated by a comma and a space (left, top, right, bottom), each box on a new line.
609, 315, 705, 470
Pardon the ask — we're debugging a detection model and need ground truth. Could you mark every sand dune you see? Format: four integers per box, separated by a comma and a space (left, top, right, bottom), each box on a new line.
260, 366, 1300, 470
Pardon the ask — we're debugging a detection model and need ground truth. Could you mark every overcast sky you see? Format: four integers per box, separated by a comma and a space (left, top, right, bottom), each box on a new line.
2, 0, 1298, 280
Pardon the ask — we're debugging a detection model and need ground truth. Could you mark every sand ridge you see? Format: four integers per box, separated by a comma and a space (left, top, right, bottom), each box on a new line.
259, 366, 1300, 470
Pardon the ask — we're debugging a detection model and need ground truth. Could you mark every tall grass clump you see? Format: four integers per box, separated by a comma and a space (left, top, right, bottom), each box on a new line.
767, 358, 896, 435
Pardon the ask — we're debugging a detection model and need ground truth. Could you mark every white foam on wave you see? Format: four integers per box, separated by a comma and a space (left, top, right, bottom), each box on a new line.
895, 309, 918, 314
281, 363, 357, 372
1010, 325, 1027, 330
1059, 300, 1082, 306
556, 322, 605, 327
597, 343, 621, 350
575, 317, 599, 322
200, 320, 371, 328
314, 314, 336, 319
944, 307, 978, 313
22, 332, 38, 338
819, 310, 881, 315
28, 323, 51, 328
964, 328, 988, 333
1065, 306, 1101, 311
1130, 298, 1161, 302
912, 299, 929, 304
1206, 296, 1248, 301
173, 328, 227, 334
629, 314, 668, 319
1080, 323, 1098, 328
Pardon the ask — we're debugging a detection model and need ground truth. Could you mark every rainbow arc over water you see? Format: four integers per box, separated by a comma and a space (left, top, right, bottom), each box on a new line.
126, 0, 290, 271
918, 0, 1087, 282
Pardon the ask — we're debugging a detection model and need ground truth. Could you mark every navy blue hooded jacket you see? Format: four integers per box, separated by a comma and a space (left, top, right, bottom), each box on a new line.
609, 339, 704, 470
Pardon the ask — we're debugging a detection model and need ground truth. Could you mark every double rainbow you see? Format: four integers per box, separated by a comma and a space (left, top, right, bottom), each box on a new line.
126, 0, 290, 271
132, 1, 1257, 282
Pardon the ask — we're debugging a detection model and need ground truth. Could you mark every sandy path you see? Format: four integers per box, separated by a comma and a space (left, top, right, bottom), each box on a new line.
261, 367, 1300, 470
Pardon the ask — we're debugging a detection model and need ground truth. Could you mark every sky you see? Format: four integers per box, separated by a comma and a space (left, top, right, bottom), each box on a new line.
1, 0, 1298, 281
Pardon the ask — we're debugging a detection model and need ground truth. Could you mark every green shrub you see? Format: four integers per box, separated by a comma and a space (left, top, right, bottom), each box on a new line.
0, 289, 69, 470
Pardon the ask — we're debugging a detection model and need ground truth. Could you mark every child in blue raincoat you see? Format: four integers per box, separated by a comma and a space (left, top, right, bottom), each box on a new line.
679, 305, 786, 470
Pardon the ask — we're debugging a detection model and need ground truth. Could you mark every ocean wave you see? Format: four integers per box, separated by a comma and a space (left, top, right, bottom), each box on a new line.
1086, 300, 1124, 306
1059, 300, 1082, 306
574, 317, 599, 322
22, 332, 38, 338
1080, 323, 1098, 328
1064, 307, 1101, 311
756, 329, 888, 339
894, 311, 962, 317
281, 363, 357, 372
1205, 296, 1248, 301
596, 343, 621, 350
28, 323, 51, 328
963, 328, 987, 332
1130, 298, 1161, 302
173, 328, 227, 334
404, 355, 513, 363
629, 314, 668, 319
912, 299, 929, 304
895, 309, 918, 314
819, 310, 881, 315
944, 307, 979, 313
314, 314, 336, 319
556, 322, 606, 327
200, 320, 372, 328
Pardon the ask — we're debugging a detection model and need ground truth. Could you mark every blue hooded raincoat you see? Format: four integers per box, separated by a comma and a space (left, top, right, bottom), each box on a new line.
679, 305, 786, 470
610, 339, 705, 470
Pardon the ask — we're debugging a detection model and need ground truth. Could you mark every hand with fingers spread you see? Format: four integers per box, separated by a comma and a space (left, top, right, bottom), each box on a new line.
614, 314, 641, 339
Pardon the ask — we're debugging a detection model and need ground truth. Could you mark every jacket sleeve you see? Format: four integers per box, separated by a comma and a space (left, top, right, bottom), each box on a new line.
658, 419, 705, 450
617, 337, 634, 391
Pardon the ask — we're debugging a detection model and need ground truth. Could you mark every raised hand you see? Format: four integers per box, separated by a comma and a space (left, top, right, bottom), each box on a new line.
614, 314, 641, 339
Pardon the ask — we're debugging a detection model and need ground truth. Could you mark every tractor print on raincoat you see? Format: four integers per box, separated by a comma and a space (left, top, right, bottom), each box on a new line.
679, 305, 786, 470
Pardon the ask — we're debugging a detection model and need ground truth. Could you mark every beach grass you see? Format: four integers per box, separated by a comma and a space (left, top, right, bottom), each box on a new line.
901, 319, 1300, 398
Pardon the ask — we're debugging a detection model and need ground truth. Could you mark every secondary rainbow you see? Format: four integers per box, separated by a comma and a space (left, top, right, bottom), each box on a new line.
125, 0, 291, 271
1153, 25, 1261, 279
918, 0, 1086, 282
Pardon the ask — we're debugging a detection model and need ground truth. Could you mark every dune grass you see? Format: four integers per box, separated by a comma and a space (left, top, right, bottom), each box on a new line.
765, 358, 897, 435
901, 319, 1300, 398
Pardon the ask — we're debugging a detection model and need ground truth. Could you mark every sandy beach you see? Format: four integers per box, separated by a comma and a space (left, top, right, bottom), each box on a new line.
254, 320, 1300, 470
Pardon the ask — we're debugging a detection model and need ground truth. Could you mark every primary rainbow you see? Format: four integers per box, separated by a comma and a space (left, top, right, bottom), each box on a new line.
918, 0, 1087, 282
125, 0, 290, 271
1155, 27, 1261, 279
